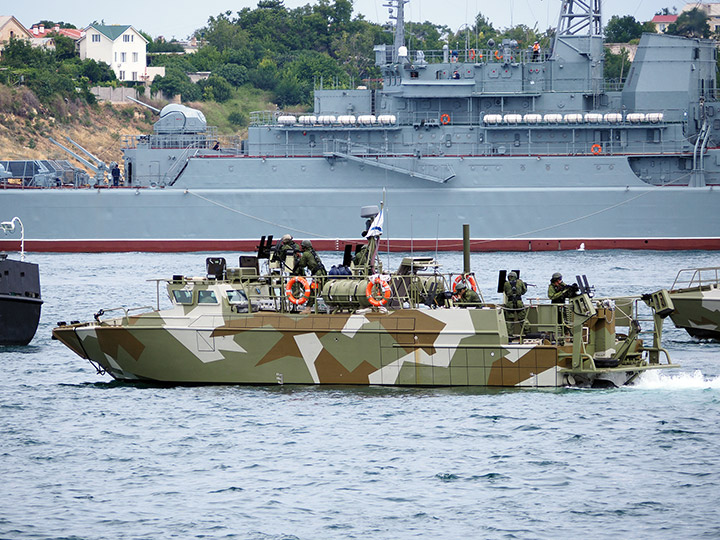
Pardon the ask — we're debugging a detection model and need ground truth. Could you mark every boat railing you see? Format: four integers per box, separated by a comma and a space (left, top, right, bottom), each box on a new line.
671, 266, 720, 290
93, 305, 155, 324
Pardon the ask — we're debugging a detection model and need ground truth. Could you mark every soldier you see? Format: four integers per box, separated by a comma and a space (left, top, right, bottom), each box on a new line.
532, 41, 540, 61
293, 239, 326, 277
455, 282, 481, 307
272, 234, 301, 265
292, 239, 326, 313
503, 271, 527, 335
548, 272, 579, 303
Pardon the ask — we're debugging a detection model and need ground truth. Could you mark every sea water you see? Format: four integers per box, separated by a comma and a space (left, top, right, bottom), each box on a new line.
1, 250, 720, 539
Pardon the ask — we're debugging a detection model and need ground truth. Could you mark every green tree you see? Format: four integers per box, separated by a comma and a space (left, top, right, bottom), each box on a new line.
198, 74, 233, 102
275, 73, 304, 106
0, 37, 48, 68
667, 8, 710, 38
217, 63, 249, 86
151, 67, 192, 98
53, 34, 77, 61
604, 15, 645, 43
604, 47, 631, 81
80, 59, 116, 83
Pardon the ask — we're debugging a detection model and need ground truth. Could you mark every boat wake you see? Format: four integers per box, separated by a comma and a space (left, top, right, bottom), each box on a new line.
632, 369, 720, 390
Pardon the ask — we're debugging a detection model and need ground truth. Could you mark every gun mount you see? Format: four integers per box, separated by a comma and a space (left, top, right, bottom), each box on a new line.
49, 137, 108, 184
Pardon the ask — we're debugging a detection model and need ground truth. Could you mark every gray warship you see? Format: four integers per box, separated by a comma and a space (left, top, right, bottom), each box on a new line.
1, 0, 719, 252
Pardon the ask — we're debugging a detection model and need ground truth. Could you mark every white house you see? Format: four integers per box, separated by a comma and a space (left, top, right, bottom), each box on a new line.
78, 24, 164, 83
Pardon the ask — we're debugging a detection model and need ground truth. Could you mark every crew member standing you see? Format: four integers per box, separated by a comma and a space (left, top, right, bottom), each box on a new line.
503, 271, 527, 335
532, 41, 540, 61
293, 240, 326, 313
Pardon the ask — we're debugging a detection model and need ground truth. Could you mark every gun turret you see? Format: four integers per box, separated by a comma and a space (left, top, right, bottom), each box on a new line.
126, 96, 161, 114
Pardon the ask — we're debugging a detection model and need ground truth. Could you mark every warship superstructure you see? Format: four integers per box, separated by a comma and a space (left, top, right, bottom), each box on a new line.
2, 0, 720, 252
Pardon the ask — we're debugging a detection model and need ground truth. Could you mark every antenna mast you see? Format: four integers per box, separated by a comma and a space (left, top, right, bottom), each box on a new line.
384, 0, 408, 62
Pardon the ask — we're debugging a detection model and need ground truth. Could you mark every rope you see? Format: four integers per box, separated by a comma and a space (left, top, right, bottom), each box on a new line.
184, 190, 324, 238
185, 168, 698, 248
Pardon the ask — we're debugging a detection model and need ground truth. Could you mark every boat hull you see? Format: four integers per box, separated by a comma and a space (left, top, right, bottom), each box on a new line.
669, 286, 720, 340
52, 308, 656, 388
0, 258, 42, 346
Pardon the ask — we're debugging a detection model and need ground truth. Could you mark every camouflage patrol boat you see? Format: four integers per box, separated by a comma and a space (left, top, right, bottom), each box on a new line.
668, 267, 720, 340
53, 209, 678, 387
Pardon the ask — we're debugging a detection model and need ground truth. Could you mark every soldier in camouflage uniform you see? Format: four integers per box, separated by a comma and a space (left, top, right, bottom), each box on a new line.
292, 239, 326, 312
293, 240, 326, 276
503, 271, 527, 336
455, 282, 481, 307
272, 234, 301, 267
548, 272, 578, 303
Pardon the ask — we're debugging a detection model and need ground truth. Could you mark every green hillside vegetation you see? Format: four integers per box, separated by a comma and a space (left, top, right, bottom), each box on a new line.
0, 0, 555, 118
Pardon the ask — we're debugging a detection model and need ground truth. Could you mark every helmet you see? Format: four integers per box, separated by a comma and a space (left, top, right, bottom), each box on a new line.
508, 271, 517, 280
281, 234, 292, 243
301, 239, 312, 248
551, 272, 562, 281
456, 282, 467, 291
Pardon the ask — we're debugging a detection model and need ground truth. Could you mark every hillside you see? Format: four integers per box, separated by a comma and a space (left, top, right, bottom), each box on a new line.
0, 86, 277, 172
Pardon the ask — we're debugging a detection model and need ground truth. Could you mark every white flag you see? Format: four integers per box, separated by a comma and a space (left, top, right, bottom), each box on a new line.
366, 209, 384, 237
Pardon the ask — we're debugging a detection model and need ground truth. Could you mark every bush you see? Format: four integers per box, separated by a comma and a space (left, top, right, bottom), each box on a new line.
217, 63, 249, 87
228, 111, 247, 126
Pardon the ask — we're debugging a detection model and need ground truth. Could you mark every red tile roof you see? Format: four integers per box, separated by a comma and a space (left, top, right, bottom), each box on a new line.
651, 15, 678, 23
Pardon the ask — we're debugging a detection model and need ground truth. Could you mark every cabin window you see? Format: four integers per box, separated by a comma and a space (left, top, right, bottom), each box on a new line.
172, 290, 193, 304
226, 290, 248, 305
198, 290, 218, 304
410, 71, 419, 78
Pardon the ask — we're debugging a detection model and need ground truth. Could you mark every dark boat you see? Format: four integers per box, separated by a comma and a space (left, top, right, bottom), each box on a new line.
0, 218, 42, 345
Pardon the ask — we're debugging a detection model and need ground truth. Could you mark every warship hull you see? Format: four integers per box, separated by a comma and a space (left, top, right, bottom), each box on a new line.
1, 153, 719, 252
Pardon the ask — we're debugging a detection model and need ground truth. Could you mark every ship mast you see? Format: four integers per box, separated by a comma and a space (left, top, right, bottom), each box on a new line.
384, 0, 408, 62
552, 0, 602, 54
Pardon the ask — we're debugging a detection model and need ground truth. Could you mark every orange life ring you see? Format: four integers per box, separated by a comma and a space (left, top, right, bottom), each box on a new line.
366, 276, 392, 307
440, 113, 451, 125
453, 274, 478, 293
469, 49, 476, 61
494, 50, 502, 60
286, 276, 311, 305
591, 143, 602, 155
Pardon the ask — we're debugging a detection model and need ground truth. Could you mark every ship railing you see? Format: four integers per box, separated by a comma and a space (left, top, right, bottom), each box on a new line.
670, 266, 720, 290
400, 47, 543, 65
248, 137, 688, 160
122, 128, 218, 150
